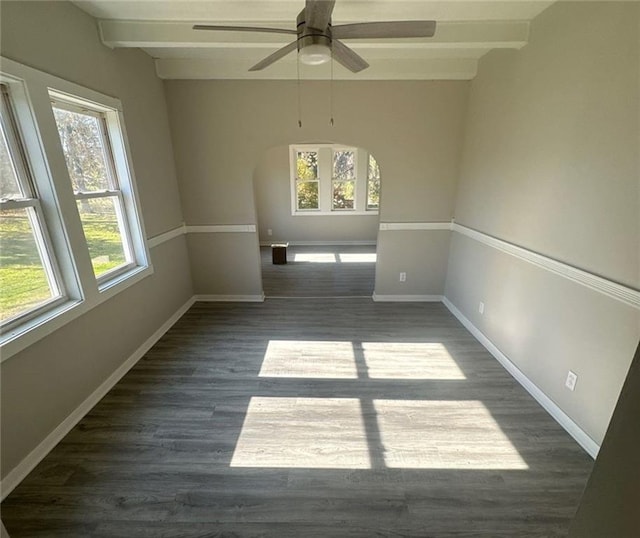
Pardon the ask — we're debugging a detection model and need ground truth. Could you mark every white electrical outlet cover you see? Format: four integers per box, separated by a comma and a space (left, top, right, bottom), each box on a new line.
565, 371, 578, 391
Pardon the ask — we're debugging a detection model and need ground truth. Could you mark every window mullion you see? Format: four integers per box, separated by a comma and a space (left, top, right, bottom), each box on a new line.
26, 86, 97, 301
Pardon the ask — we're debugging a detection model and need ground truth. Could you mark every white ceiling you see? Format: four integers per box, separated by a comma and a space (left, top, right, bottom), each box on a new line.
73, 0, 554, 80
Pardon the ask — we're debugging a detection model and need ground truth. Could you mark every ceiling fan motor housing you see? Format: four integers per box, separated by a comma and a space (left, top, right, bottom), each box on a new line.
296, 8, 332, 53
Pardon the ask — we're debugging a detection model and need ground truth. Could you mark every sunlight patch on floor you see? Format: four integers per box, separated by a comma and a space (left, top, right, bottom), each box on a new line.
373, 400, 529, 469
362, 342, 466, 380
260, 340, 358, 378
293, 253, 338, 263
230, 397, 371, 469
230, 397, 528, 470
291, 252, 377, 263
338, 253, 377, 263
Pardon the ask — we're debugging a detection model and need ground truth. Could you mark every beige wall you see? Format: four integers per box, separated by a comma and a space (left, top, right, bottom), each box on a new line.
446, 1, 640, 444
165, 79, 468, 296
254, 145, 379, 244
0, 1, 193, 478
570, 342, 640, 536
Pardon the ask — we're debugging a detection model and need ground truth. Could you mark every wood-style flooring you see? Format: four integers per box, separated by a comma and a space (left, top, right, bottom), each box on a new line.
260, 245, 376, 297
1, 299, 593, 537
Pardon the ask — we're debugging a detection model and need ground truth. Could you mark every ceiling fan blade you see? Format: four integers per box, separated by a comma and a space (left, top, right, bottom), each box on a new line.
332, 20, 436, 39
193, 24, 297, 35
249, 41, 298, 71
331, 40, 369, 73
305, 0, 336, 30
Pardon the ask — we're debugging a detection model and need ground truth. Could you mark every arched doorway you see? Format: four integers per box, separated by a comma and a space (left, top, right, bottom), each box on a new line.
253, 143, 382, 297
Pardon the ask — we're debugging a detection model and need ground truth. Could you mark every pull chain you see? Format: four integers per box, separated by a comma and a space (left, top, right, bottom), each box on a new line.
330, 48, 334, 127
297, 55, 302, 128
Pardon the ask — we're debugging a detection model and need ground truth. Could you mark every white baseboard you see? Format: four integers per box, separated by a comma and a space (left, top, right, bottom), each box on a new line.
194, 294, 265, 302
372, 293, 443, 302
0, 296, 197, 501
442, 296, 600, 459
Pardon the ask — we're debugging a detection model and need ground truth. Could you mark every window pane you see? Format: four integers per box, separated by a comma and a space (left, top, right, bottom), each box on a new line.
52, 107, 111, 193
367, 154, 380, 209
77, 196, 129, 277
333, 150, 355, 181
333, 181, 355, 210
0, 113, 24, 200
0, 208, 57, 323
367, 179, 380, 209
296, 151, 318, 180
296, 182, 319, 210
368, 154, 380, 181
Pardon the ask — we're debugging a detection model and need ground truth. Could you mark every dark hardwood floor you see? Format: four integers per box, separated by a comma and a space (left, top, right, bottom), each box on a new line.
1, 299, 593, 537
260, 244, 376, 297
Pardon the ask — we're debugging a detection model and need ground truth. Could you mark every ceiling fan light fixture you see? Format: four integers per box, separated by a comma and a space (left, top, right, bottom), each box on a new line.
299, 42, 331, 65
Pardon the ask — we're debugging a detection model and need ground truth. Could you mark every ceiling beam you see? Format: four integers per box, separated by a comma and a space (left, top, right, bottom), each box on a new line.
99, 20, 529, 50
154, 57, 479, 80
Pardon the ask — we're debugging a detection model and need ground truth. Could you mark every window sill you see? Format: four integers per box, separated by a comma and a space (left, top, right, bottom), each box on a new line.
291, 210, 379, 217
0, 264, 153, 363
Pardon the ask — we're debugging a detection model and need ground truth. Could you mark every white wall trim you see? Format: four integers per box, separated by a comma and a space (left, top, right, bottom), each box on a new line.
453, 223, 640, 310
379, 222, 452, 231
0, 295, 197, 501
194, 294, 265, 302
259, 240, 377, 247
186, 224, 256, 233
147, 224, 186, 248
372, 293, 444, 302
442, 296, 600, 459
147, 223, 260, 247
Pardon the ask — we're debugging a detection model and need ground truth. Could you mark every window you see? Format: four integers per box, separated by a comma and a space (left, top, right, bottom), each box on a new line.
51, 97, 136, 282
332, 149, 356, 210
295, 150, 319, 210
367, 154, 380, 210
0, 57, 151, 360
0, 84, 64, 328
290, 145, 380, 215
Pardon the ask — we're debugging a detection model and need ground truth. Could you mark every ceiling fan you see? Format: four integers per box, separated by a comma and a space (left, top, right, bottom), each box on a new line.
193, 0, 436, 73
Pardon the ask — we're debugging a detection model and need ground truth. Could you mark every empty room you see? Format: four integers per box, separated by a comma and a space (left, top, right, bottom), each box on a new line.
0, 1, 638, 536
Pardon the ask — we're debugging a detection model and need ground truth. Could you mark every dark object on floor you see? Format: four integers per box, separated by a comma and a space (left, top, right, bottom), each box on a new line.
271, 243, 288, 264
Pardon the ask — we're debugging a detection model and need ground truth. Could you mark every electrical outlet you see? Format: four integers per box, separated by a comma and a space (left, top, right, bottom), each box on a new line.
267, 228, 273, 236
565, 371, 578, 391
479, 302, 485, 314
399, 272, 407, 282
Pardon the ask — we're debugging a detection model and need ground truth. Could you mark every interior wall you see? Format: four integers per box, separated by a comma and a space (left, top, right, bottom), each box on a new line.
164, 79, 468, 296
0, 1, 193, 479
569, 341, 640, 536
445, 1, 640, 445
253, 145, 379, 244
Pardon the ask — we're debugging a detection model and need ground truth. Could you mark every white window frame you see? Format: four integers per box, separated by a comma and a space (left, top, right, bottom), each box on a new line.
0, 57, 152, 362
292, 147, 320, 212
290, 144, 379, 216
0, 83, 67, 331
50, 95, 137, 286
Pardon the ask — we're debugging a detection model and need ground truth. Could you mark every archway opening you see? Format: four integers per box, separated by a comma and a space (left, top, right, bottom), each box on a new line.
253, 143, 382, 298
